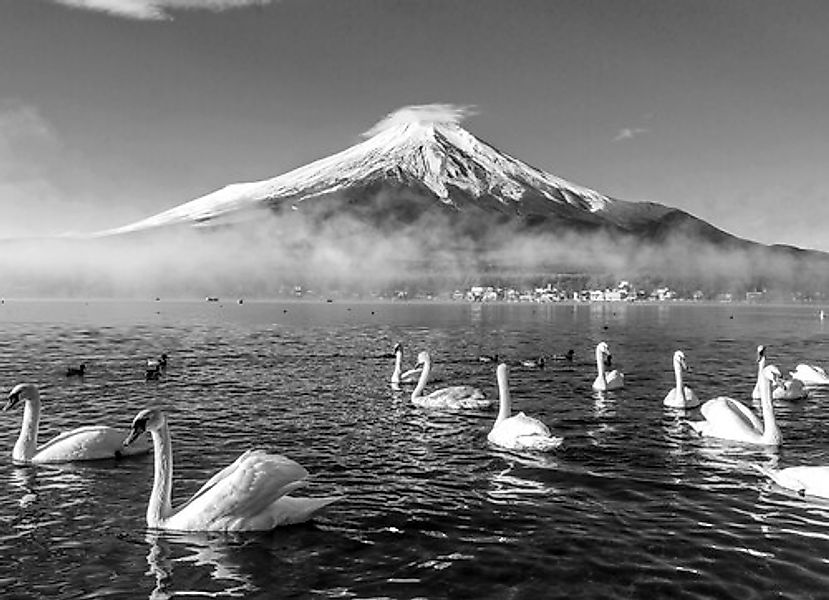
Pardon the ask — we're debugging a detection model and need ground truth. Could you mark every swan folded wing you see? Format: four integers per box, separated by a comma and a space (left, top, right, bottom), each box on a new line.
414, 386, 488, 409
772, 466, 829, 498
489, 414, 562, 451
700, 397, 762, 432
494, 413, 552, 439
170, 451, 309, 530
33, 426, 149, 463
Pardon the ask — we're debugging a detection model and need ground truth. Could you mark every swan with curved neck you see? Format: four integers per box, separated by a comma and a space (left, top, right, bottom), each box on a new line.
3, 383, 151, 464
487, 364, 562, 451
410, 351, 491, 409
663, 350, 700, 408
390, 343, 422, 385
123, 408, 341, 531
755, 464, 829, 499
752, 345, 807, 400
687, 365, 783, 446
592, 342, 624, 391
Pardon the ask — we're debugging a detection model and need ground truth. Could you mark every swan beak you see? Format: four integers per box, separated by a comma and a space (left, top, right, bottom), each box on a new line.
123, 421, 147, 446
3, 391, 20, 411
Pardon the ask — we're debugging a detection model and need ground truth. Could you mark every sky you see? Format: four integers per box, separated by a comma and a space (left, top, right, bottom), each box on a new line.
1, 0, 828, 251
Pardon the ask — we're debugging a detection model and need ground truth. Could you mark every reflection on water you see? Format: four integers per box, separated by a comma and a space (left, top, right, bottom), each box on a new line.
2, 300, 829, 598
145, 532, 255, 599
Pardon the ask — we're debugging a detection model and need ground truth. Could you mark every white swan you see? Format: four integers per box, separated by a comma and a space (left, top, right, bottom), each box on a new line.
123, 408, 342, 532
487, 363, 562, 451
755, 464, 829, 499
686, 365, 783, 446
752, 345, 807, 400
390, 343, 422, 385
3, 383, 151, 465
410, 351, 491, 409
663, 350, 700, 409
592, 342, 624, 391
790, 363, 829, 386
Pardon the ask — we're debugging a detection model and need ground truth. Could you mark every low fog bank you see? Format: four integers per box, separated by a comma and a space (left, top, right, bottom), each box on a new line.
1, 205, 827, 299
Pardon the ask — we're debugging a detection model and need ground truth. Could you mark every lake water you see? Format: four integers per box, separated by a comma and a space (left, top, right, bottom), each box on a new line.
1, 299, 828, 599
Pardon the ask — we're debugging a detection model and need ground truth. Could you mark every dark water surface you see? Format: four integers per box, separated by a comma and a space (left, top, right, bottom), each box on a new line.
1, 300, 828, 599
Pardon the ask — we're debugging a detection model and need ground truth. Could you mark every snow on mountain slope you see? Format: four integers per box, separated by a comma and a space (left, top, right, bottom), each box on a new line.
102, 104, 655, 236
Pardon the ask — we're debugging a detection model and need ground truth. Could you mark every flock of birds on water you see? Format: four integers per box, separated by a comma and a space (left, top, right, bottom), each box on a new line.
4, 339, 829, 533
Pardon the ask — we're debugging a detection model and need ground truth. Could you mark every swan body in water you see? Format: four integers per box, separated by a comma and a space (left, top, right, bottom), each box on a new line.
3, 383, 151, 464
755, 464, 829, 499
592, 342, 624, 391
410, 351, 491, 409
790, 363, 829, 386
752, 345, 807, 400
390, 343, 422, 385
663, 350, 700, 409
487, 363, 562, 451
687, 365, 783, 446
124, 408, 342, 532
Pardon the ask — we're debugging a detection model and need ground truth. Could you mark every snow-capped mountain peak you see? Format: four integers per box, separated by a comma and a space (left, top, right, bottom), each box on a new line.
103, 104, 618, 235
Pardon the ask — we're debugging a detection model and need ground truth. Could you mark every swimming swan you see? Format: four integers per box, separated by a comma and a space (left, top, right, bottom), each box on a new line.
755, 464, 829, 499
390, 343, 422, 385
410, 351, 491, 409
686, 365, 783, 446
663, 350, 700, 409
592, 342, 624, 391
790, 363, 829, 386
752, 345, 807, 400
487, 363, 562, 451
123, 408, 342, 532
3, 383, 151, 465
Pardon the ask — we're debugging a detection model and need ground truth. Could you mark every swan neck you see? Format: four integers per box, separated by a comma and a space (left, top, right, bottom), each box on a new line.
411, 358, 431, 400
674, 361, 685, 402
13, 394, 41, 463
596, 352, 606, 383
496, 370, 511, 424
759, 376, 779, 442
148, 421, 174, 527
757, 356, 766, 383
391, 351, 402, 383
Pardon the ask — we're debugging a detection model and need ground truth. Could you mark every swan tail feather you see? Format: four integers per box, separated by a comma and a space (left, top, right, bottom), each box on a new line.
267, 494, 343, 527
753, 464, 806, 495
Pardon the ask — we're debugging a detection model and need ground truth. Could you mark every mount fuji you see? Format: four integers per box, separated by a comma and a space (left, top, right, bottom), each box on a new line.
102, 104, 731, 245
92, 103, 828, 295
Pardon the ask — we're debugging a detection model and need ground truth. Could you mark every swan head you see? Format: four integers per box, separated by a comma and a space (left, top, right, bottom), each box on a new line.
4, 383, 38, 411
393, 342, 402, 355
761, 365, 782, 385
756, 345, 767, 361
673, 350, 688, 370
124, 408, 165, 446
596, 342, 612, 362
415, 351, 431, 366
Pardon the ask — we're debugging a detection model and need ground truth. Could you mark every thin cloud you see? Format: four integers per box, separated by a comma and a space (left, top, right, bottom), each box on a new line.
363, 104, 478, 138
47, 0, 275, 21
613, 127, 650, 142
